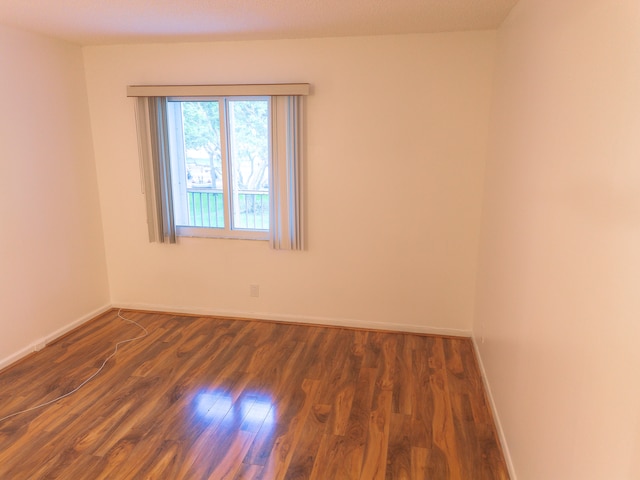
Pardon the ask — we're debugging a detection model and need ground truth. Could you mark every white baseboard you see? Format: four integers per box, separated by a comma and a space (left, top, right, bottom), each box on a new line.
0, 304, 113, 372
114, 302, 472, 337
472, 336, 517, 480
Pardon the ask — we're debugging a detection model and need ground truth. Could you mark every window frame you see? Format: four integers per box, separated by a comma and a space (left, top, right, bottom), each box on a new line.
167, 95, 271, 241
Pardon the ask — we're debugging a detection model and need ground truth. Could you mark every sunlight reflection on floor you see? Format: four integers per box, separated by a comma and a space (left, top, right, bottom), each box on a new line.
194, 389, 275, 432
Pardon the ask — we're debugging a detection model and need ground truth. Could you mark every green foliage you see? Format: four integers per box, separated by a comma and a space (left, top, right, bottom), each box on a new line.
181, 99, 269, 191
182, 102, 221, 157
229, 100, 269, 191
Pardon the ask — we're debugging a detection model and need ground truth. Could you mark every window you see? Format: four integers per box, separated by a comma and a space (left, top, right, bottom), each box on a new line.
129, 84, 308, 249
167, 97, 270, 240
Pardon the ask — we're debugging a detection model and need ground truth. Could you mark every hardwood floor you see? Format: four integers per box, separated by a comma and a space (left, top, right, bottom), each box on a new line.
0, 310, 509, 479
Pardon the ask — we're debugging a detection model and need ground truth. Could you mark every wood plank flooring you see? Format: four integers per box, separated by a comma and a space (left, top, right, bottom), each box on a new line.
0, 310, 509, 479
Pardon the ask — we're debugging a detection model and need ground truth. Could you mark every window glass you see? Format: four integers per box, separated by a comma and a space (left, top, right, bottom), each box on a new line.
228, 99, 269, 230
166, 97, 270, 235
180, 101, 224, 228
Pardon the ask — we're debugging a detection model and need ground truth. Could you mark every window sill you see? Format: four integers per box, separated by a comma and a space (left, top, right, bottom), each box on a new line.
176, 226, 269, 241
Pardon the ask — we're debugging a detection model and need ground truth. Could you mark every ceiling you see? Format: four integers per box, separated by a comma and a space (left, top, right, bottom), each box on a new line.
0, 0, 519, 46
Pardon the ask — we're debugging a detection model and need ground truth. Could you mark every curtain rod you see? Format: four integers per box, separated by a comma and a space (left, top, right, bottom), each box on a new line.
127, 83, 310, 97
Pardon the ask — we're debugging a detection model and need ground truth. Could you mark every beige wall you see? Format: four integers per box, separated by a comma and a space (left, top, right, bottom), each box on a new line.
83, 32, 496, 334
475, 1, 640, 478
0, 25, 110, 366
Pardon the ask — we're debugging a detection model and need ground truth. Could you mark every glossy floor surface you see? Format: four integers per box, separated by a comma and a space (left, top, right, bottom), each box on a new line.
0, 310, 509, 479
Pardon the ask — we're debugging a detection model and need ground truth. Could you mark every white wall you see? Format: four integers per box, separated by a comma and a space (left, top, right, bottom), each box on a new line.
0, 25, 110, 366
475, 1, 640, 478
83, 32, 496, 334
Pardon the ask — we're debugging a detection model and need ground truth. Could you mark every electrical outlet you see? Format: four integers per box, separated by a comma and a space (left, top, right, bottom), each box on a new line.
249, 284, 260, 297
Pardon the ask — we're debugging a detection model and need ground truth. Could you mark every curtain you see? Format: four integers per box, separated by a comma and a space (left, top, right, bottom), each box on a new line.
135, 97, 176, 243
270, 95, 304, 250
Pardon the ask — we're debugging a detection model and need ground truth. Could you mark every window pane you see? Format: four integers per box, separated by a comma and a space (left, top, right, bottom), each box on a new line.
178, 101, 224, 228
227, 99, 270, 231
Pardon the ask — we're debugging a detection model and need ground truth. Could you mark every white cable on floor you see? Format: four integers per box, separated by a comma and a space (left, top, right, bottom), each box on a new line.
0, 309, 149, 424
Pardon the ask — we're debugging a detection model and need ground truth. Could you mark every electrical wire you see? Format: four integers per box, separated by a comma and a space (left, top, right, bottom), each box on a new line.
0, 309, 149, 424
